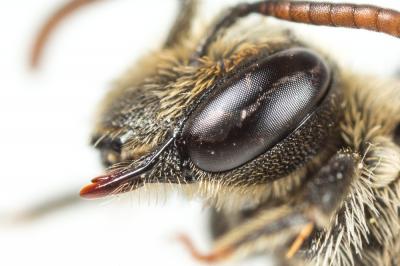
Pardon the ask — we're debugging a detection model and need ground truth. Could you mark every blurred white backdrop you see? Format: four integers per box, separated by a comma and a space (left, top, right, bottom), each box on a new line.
0, 1, 399, 266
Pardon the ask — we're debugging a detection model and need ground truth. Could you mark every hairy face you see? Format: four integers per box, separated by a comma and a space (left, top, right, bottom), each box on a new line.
81, 26, 343, 201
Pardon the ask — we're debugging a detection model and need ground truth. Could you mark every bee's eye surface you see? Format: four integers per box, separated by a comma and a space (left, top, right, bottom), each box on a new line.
182, 48, 331, 172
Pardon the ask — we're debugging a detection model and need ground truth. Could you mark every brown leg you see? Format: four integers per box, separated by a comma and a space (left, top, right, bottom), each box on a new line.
2, 189, 84, 225
285, 222, 314, 259
179, 152, 357, 263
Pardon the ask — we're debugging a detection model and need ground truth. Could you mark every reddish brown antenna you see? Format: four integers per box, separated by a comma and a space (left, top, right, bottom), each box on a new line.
30, 0, 102, 69
197, 1, 400, 57
31, 1, 400, 67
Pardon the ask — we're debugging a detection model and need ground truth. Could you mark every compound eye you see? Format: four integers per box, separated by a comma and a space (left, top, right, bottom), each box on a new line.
182, 48, 331, 172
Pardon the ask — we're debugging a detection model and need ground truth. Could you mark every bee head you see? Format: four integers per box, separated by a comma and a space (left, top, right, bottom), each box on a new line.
81, 30, 342, 199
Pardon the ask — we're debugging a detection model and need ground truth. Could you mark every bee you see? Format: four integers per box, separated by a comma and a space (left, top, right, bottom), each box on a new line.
30, 0, 400, 265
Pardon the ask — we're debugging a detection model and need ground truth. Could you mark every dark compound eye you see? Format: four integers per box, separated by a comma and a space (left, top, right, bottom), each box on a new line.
182, 48, 331, 172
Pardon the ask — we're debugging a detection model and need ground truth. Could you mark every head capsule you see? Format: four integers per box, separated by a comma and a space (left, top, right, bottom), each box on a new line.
82, 45, 342, 199
181, 48, 332, 172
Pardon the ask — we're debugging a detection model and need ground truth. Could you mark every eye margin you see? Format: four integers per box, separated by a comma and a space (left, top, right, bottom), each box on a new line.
175, 47, 342, 183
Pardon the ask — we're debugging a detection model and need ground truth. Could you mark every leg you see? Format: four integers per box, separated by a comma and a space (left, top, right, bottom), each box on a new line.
179, 152, 357, 263
180, 206, 309, 262
1, 190, 83, 225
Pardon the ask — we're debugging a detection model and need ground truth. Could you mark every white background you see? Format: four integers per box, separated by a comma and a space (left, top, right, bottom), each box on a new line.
0, 1, 399, 266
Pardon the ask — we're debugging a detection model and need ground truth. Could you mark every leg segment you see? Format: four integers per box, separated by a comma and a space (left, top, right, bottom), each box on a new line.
180, 151, 357, 263
1, 190, 83, 225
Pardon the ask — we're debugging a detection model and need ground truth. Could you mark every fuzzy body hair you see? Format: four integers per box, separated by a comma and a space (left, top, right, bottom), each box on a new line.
92, 16, 400, 266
